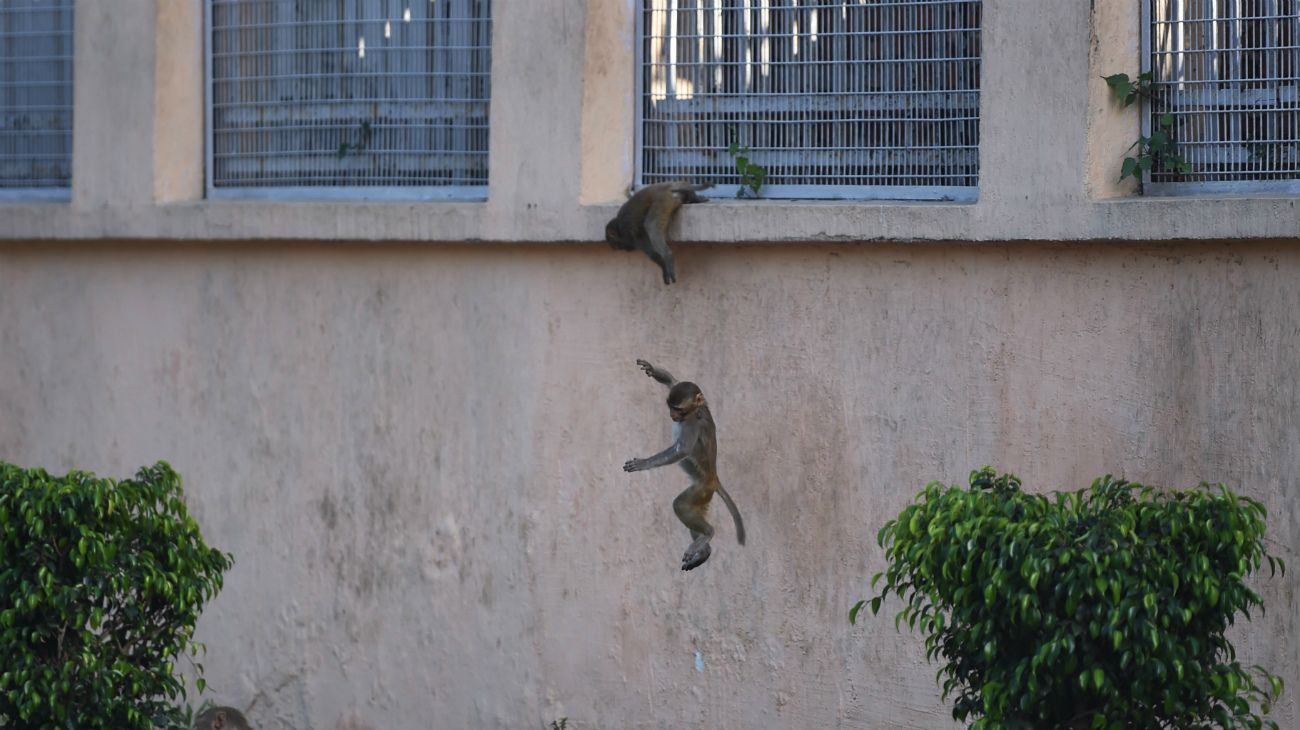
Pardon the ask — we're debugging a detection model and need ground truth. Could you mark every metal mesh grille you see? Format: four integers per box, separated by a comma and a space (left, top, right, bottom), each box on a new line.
0, 0, 74, 194
1148, 0, 1300, 190
638, 0, 981, 200
208, 0, 491, 198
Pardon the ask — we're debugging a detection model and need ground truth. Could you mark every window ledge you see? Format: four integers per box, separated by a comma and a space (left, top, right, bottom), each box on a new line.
0, 195, 1295, 244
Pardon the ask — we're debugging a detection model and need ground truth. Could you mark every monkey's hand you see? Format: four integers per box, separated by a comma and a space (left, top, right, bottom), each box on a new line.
623, 458, 648, 472
636, 359, 676, 386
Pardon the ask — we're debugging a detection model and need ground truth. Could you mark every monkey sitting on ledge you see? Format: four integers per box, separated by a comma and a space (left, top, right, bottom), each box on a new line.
623, 359, 745, 570
605, 181, 712, 285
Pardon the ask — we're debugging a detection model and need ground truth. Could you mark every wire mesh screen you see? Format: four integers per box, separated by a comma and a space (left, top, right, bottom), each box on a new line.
209, 0, 491, 198
1148, 0, 1300, 190
638, 0, 981, 200
0, 0, 74, 194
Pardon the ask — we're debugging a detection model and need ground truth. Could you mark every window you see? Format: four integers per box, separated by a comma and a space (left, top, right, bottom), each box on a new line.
0, 0, 74, 199
1147, 0, 1300, 193
637, 0, 982, 201
207, 0, 491, 199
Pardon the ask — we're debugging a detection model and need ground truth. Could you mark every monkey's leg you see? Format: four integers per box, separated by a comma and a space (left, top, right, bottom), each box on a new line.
632, 233, 673, 284
682, 531, 711, 571
644, 198, 680, 285
673, 486, 714, 570
659, 251, 677, 285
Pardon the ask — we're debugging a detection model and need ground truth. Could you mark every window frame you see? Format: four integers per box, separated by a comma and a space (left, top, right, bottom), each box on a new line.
632, 0, 982, 202
0, 0, 74, 202
1141, 0, 1300, 196
202, 0, 491, 202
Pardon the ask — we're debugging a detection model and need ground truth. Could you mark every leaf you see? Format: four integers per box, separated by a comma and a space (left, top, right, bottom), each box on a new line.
1120, 157, 1138, 181
1104, 73, 1134, 104
1103, 72, 1131, 90
849, 600, 866, 625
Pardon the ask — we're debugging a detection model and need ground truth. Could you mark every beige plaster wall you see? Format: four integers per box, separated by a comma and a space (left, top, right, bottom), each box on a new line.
1, 241, 1297, 729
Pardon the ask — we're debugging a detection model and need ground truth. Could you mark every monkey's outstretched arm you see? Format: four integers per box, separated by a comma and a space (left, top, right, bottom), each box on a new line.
636, 358, 676, 386
623, 421, 701, 472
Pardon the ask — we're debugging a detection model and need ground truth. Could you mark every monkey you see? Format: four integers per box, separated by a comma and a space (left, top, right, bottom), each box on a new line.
194, 705, 254, 730
623, 359, 745, 570
605, 181, 712, 285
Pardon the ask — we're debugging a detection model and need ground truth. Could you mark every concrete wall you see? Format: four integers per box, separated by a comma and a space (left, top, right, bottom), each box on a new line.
1, 1, 1297, 728
2, 241, 1297, 728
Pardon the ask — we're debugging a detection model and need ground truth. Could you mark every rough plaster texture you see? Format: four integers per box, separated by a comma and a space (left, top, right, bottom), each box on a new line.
1, 241, 1297, 729
1086, 0, 1143, 199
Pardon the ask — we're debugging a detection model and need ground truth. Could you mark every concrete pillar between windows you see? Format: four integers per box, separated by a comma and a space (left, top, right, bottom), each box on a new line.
579, 0, 636, 205
153, 0, 204, 203
1087, 0, 1145, 199
71, 0, 158, 209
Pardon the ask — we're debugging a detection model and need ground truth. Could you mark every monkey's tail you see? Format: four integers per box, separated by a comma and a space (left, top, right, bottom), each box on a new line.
715, 483, 746, 545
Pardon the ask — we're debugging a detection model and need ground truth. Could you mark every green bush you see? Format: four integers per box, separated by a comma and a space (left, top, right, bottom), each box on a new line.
0, 461, 233, 729
853, 467, 1285, 730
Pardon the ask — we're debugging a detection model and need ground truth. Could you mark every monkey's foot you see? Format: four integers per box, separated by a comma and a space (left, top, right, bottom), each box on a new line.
681, 544, 711, 571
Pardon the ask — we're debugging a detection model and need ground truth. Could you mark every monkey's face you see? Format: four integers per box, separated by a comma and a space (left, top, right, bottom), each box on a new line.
668, 393, 705, 422
605, 219, 635, 251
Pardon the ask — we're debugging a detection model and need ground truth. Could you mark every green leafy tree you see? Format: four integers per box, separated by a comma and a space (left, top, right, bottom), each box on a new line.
853, 467, 1285, 729
0, 461, 233, 729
